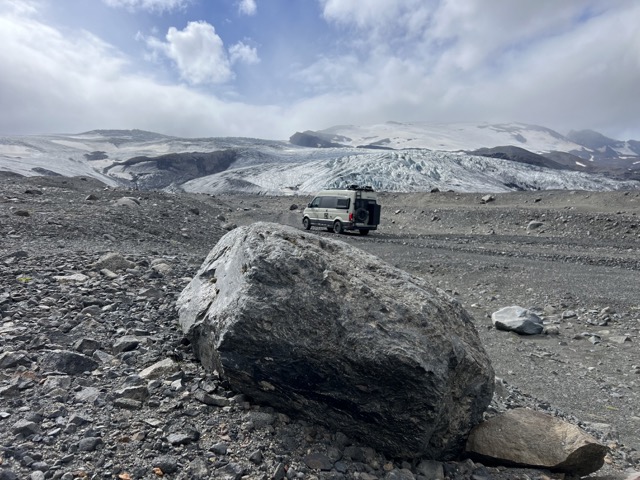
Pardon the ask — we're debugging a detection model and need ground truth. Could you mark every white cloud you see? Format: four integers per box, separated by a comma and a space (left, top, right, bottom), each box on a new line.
0, 0, 639, 142
145, 21, 234, 85
0, 6, 290, 138
229, 41, 259, 65
237, 0, 257, 16
320, 0, 432, 40
103, 0, 190, 12
306, 0, 640, 139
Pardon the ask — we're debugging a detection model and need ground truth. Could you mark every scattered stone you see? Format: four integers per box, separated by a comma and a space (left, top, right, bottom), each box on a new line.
41, 350, 99, 375
289, 204, 298, 210
0, 351, 31, 369
85, 194, 99, 201
90, 252, 136, 271
527, 220, 544, 231
73, 338, 102, 355
113, 398, 143, 410
194, 391, 230, 407
114, 197, 140, 207
416, 459, 444, 479
609, 335, 631, 344
167, 431, 199, 446
12, 419, 40, 436
466, 408, 608, 476
151, 456, 179, 474
303, 452, 334, 471
112, 336, 141, 353
53, 273, 89, 283
138, 358, 179, 380
491, 306, 544, 335
13, 210, 30, 217
78, 437, 103, 452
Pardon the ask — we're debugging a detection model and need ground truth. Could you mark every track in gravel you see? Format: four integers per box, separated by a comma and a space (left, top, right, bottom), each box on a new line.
307, 227, 640, 455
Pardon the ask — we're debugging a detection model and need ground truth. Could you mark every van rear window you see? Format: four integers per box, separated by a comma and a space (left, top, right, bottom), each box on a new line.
336, 198, 350, 209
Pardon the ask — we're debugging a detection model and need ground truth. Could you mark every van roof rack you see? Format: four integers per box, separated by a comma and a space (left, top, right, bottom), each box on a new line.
346, 184, 374, 192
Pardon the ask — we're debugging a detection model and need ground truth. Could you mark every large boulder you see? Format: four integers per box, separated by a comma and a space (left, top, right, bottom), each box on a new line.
177, 222, 494, 459
466, 408, 608, 476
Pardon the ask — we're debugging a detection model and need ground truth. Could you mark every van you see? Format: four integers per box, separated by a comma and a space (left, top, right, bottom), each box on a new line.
302, 185, 381, 235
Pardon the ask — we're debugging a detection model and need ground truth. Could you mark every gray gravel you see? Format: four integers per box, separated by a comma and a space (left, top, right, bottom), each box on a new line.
1, 175, 639, 479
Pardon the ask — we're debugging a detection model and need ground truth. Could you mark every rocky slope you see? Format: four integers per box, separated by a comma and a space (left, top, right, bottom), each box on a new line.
1, 174, 640, 479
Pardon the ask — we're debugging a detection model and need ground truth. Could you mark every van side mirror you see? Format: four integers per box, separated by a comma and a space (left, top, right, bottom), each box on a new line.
307, 202, 312, 207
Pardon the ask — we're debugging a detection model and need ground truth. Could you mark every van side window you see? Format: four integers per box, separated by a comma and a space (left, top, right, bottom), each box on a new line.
310, 197, 321, 208
319, 196, 336, 208
336, 198, 350, 209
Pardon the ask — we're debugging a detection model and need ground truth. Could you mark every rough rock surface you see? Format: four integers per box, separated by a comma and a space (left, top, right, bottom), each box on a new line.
177, 222, 495, 460
466, 408, 609, 476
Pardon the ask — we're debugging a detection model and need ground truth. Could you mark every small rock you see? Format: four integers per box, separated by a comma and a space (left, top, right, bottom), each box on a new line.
210, 442, 228, 455
194, 391, 230, 407
113, 335, 141, 353
53, 273, 89, 283
527, 220, 544, 231
303, 452, 334, 471
0, 351, 31, 369
139, 358, 179, 380
13, 419, 40, 436
167, 431, 199, 445
78, 437, 102, 452
41, 350, 99, 375
609, 335, 631, 344
114, 197, 140, 208
416, 459, 444, 479
91, 252, 136, 271
113, 398, 143, 410
466, 408, 608, 476
151, 455, 179, 474
249, 450, 263, 464
491, 306, 543, 335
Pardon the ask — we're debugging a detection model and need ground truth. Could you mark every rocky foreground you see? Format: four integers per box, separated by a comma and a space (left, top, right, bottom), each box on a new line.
1, 174, 640, 480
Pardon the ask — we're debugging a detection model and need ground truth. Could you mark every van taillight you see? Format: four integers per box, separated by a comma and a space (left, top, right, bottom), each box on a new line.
349, 212, 353, 221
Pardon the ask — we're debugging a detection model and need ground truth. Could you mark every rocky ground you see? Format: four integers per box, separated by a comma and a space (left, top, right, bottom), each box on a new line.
1, 173, 640, 479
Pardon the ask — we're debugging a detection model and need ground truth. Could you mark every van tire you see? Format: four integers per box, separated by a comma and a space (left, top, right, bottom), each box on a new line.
303, 217, 311, 230
333, 220, 344, 234
355, 208, 369, 223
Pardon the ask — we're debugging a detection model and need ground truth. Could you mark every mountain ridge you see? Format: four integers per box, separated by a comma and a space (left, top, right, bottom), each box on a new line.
1, 122, 639, 194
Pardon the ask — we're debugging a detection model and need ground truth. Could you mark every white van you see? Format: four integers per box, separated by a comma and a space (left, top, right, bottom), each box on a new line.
302, 185, 381, 235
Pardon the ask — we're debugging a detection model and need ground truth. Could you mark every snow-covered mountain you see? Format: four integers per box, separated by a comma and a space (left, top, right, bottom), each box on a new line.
1, 124, 639, 195
293, 122, 640, 160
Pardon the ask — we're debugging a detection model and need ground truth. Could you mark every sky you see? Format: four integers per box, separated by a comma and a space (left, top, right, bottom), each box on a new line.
0, 0, 639, 141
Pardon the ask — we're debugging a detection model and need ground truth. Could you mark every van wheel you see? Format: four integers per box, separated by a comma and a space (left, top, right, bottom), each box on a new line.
333, 220, 344, 234
359, 229, 369, 235
355, 208, 369, 223
303, 217, 311, 230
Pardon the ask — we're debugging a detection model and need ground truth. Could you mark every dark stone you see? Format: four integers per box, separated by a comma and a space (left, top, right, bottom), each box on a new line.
40, 350, 99, 375
303, 452, 334, 471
